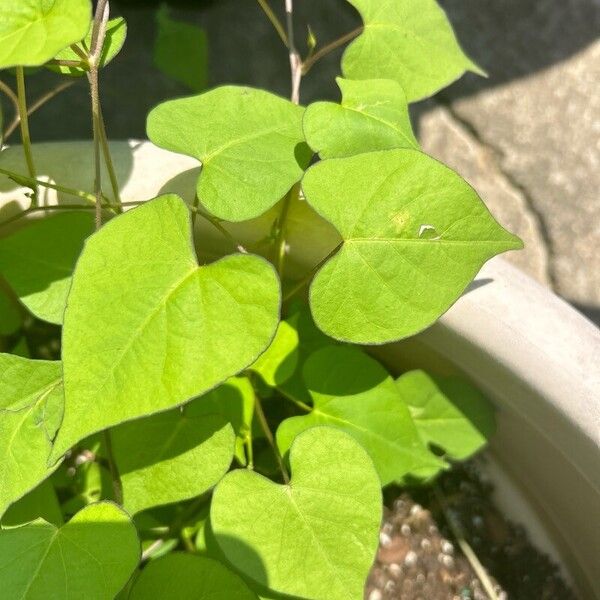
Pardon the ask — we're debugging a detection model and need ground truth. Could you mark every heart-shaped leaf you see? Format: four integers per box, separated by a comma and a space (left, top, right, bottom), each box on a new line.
342, 0, 483, 102
198, 377, 255, 465
0, 354, 63, 518
146, 86, 311, 222
304, 77, 417, 159
0, 0, 91, 68
396, 370, 495, 460
277, 346, 443, 485
48, 17, 127, 76
0, 212, 94, 324
0, 288, 21, 335
51, 195, 280, 462
1, 479, 63, 528
211, 427, 382, 600
129, 554, 258, 600
112, 398, 235, 515
302, 149, 522, 344
0, 502, 139, 599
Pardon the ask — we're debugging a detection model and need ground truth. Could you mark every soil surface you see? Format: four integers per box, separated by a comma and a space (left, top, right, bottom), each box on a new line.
366, 461, 577, 600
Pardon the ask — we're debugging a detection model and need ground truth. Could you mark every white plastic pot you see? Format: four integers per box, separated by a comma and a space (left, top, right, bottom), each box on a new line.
1, 141, 598, 598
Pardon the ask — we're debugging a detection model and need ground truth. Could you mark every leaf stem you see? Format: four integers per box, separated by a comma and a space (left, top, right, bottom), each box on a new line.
15, 67, 38, 204
102, 429, 123, 505
301, 27, 363, 75
244, 435, 254, 470
434, 485, 500, 600
254, 392, 290, 484
272, 183, 297, 277
191, 202, 248, 254
256, 0, 288, 46
282, 241, 343, 302
3, 80, 76, 141
0, 79, 19, 124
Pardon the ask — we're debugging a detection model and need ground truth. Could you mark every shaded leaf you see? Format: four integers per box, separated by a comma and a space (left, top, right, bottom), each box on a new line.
0, 502, 139, 599
51, 195, 280, 462
277, 346, 443, 485
396, 370, 495, 460
211, 427, 381, 600
342, 0, 483, 102
1, 479, 62, 528
0, 287, 21, 335
154, 6, 207, 92
129, 553, 258, 600
250, 320, 299, 387
0, 354, 63, 518
147, 87, 311, 222
112, 399, 235, 515
304, 77, 417, 159
0, 0, 91, 68
0, 212, 94, 324
49, 17, 127, 76
302, 150, 522, 343
198, 376, 254, 465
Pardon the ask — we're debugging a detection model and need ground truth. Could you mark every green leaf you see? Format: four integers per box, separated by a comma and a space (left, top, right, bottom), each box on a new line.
302, 149, 523, 344
129, 554, 258, 600
249, 320, 299, 386
304, 77, 418, 159
396, 370, 495, 460
198, 376, 255, 465
0, 0, 91, 69
342, 0, 483, 102
0, 212, 94, 324
1, 479, 63, 528
48, 17, 127, 76
211, 427, 382, 600
154, 6, 208, 92
0, 287, 21, 335
146, 87, 311, 222
51, 195, 280, 462
0, 501, 140, 599
112, 399, 235, 515
277, 346, 443, 485
0, 354, 63, 518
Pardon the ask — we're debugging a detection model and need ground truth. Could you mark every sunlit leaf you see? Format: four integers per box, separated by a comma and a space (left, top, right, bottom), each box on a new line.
211, 427, 381, 600
396, 370, 495, 459
49, 17, 127, 76
304, 77, 417, 159
277, 346, 443, 485
154, 6, 207, 92
302, 150, 522, 343
112, 399, 235, 515
0, 212, 94, 324
147, 87, 311, 221
0, 0, 91, 68
0, 502, 139, 599
342, 0, 483, 102
51, 195, 280, 462
0, 354, 63, 518
129, 553, 258, 600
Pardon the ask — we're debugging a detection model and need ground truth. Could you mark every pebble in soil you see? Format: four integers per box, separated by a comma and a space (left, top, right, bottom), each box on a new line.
365, 460, 577, 600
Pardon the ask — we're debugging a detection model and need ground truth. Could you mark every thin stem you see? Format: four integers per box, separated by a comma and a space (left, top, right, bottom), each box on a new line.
284, 0, 302, 104
15, 67, 37, 204
280, 391, 312, 412
254, 393, 290, 484
434, 485, 500, 600
70, 44, 89, 61
244, 436, 254, 470
47, 59, 86, 68
0, 79, 19, 119
193, 204, 247, 253
102, 430, 123, 505
98, 109, 122, 208
283, 241, 343, 302
4, 80, 75, 141
256, 0, 288, 46
301, 27, 363, 75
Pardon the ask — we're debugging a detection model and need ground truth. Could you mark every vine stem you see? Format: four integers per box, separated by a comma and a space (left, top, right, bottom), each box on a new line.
3, 80, 75, 141
102, 430, 123, 504
256, 0, 288, 46
254, 392, 290, 484
434, 485, 500, 600
284, 0, 302, 105
301, 26, 363, 74
272, 183, 298, 276
15, 67, 38, 205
